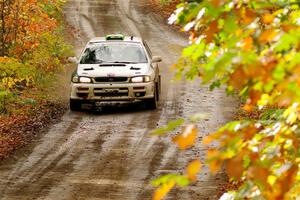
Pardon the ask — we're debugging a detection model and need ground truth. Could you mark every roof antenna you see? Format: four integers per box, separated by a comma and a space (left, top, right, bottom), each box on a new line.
131, 36, 134, 40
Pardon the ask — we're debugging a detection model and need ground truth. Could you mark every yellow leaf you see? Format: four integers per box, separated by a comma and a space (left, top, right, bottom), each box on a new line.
235, 28, 243, 36
172, 124, 198, 150
267, 175, 277, 186
186, 160, 202, 181
152, 180, 175, 200
0, 56, 9, 63
207, 149, 222, 174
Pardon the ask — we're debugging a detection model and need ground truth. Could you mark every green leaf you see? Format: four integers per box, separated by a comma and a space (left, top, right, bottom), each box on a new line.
151, 118, 185, 135
151, 174, 190, 187
274, 31, 299, 52
272, 65, 285, 81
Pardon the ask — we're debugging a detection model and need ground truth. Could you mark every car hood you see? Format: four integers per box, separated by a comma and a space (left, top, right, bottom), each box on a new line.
77, 63, 151, 77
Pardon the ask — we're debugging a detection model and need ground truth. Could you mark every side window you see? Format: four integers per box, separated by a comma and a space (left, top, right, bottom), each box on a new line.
143, 41, 152, 59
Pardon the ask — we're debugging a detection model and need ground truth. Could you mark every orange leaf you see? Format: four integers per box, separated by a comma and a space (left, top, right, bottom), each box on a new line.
281, 24, 298, 32
202, 135, 214, 145
242, 104, 254, 112
186, 160, 202, 181
172, 124, 198, 150
202, 132, 222, 145
211, 0, 225, 7
249, 89, 262, 105
152, 180, 175, 200
241, 37, 253, 50
241, 8, 257, 25
229, 66, 247, 89
258, 29, 278, 43
243, 126, 257, 140
204, 20, 219, 43
248, 166, 269, 186
226, 154, 244, 179
262, 13, 274, 24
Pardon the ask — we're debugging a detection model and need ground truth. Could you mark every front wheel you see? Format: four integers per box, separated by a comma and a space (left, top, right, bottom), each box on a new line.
145, 85, 158, 110
70, 99, 82, 111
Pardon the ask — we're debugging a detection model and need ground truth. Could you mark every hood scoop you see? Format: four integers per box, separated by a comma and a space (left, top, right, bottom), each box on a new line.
130, 66, 141, 70
83, 67, 94, 71
99, 64, 126, 67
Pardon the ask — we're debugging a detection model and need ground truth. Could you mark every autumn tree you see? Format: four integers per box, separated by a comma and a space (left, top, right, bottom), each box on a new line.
0, 0, 61, 58
152, 0, 300, 199
0, 0, 72, 113
0, 0, 12, 56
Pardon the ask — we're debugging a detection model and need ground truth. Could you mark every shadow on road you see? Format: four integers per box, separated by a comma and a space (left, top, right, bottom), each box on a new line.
78, 101, 155, 115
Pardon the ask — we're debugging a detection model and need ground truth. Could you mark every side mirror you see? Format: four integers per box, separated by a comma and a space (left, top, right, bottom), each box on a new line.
151, 56, 162, 63
68, 57, 79, 64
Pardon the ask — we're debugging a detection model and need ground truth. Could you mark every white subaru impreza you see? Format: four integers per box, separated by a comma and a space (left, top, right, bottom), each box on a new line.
69, 34, 162, 111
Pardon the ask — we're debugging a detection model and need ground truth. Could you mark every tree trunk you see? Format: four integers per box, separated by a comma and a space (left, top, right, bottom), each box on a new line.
13, 0, 19, 42
0, 0, 5, 56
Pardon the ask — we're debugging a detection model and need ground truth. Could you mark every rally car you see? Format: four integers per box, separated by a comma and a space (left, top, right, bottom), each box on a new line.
69, 34, 162, 111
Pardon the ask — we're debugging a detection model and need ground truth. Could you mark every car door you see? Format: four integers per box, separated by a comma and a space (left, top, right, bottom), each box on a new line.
143, 41, 159, 81
143, 40, 161, 95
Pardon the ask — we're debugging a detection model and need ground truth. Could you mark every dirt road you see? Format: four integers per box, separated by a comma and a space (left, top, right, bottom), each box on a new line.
0, 0, 236, 199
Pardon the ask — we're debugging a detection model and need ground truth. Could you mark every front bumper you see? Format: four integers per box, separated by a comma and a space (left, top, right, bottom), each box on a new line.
70, 82, 155, 101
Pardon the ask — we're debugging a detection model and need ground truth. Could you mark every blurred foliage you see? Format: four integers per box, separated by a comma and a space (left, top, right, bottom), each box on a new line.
151, 118, 185, 135
153, 0, 300, 199
158, 0, 177, 6
0, 0, 73, 114
151, 119, 202, 199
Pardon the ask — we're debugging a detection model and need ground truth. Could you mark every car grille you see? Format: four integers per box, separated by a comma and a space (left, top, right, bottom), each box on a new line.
94, 88, 129, 97
94, 77, 128, 83
94, 92, 129, 97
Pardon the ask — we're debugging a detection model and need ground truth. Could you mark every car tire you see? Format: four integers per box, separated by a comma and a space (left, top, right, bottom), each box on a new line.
70, 99, 81, 111
145, 84, 158, 110
157, 76, 161, 101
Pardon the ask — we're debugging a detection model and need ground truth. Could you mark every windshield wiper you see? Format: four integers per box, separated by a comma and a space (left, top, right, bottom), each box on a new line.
96, 60, 107, 64
112, 61, 138, 64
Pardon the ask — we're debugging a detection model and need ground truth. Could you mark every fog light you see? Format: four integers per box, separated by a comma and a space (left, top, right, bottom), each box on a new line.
135, 92, 141, 97
135, 92, 145, 97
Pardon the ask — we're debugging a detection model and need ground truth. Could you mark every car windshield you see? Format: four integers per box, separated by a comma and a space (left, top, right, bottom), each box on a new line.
80, 42, 148, 64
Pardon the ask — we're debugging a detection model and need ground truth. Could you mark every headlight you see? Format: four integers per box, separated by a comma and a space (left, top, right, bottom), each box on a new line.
144, 76, 150, 82
79, 77, 92, 83
131, 76, 144, 83
72, 75, 92, 83
131, 76, 150, 83
72, 75, 79, 83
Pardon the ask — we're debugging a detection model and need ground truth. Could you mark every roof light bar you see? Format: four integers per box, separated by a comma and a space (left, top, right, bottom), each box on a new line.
105, 34, 124, 41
